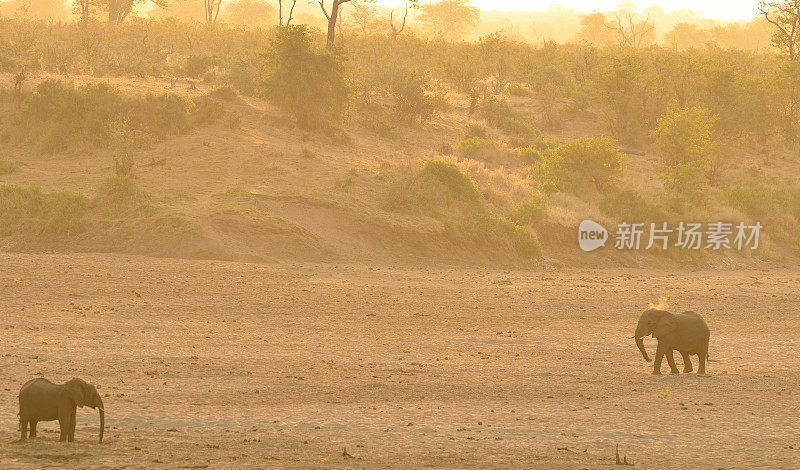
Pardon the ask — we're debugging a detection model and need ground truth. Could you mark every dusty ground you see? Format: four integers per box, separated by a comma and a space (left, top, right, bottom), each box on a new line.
0, 253, 797, 468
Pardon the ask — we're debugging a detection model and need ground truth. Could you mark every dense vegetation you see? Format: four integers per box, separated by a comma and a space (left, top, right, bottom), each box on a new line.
1, 1, 799, 262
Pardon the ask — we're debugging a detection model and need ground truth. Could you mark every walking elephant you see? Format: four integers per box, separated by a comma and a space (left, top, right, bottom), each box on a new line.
634, 309, 710, 375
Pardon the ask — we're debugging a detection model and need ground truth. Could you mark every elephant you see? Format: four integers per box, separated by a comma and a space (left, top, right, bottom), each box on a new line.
634, 309, 710, 375
18, 378, 104, 443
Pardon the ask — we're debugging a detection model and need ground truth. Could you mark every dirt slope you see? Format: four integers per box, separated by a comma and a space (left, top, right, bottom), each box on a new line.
1, 73, 798, 267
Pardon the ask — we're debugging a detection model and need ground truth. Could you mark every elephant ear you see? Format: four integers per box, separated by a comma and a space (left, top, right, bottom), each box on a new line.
64, 379, 86, 408
652, 313, 678, 338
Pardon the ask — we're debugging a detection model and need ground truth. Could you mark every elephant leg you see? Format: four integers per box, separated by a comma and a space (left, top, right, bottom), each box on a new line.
681, 352, 693, 373
19, 413, 28, 440
69, 407, 77, 442
666, 349, 679, 374
652, 342, 666, 375
29, 420, 37, 438
58, 407, 70, 442
698, 347, 708, 374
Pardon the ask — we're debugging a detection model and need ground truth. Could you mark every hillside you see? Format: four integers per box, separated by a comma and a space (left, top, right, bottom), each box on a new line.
1, 71, 798, 268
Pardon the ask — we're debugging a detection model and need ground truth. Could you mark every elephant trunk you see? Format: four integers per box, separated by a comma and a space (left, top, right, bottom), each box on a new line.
98, 398, 104, 443
635, 336, 651, 362
634, 317, 652, 362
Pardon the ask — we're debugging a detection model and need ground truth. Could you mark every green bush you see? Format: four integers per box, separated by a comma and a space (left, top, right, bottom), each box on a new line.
652, 106, 717, 167
558, 136, 625, 190
464, 124, 488, 139
460, 215, 541, 259
95, 175, 147, 212
599, 188, 668, 222
183, 54, 223, 78
0, 183, 87, 235
509, 194, 548, 225
387, 69, 439, 122
388, 159, 481, 218
529, 136, 624, 194
24, 80, 123, 151
652, 106, 718, 204
506, 84, 531, 97
13, 80, 214, 153
388, 160, 541, 259
458, 136, 496, 160
519, 146, 542, 164
477, 97, 537, 136
193, 95, 224, 125
261, 25, 349, 129
131, 92, 196, 138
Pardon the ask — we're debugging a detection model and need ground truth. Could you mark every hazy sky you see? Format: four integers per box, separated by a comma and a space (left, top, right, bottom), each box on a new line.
380, 1, 760, 21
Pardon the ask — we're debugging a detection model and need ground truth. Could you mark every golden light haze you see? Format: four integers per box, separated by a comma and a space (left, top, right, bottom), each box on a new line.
378, 0, 761, 21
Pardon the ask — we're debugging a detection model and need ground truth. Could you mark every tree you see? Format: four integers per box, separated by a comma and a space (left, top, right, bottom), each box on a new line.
225, 0, 275, 28
389, 0, 417, 40
261, 25, 349, 128
664, 23, 709, 50
418, 0, 480, 41
148, 0, 204, 22
73, 0, 96, 23
651, 106, 718, 200
759, 0, 800, 59
278, 0, 297, 27
349, 0, 379, 36
203, 0, 222, 24
605, 2, 655, 49
101, 0, 169, 23
576, 12, 615, 46
318, 0, 371, 50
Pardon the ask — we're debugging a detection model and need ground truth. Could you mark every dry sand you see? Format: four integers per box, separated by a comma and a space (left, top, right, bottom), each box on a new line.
0, 253, 798, 468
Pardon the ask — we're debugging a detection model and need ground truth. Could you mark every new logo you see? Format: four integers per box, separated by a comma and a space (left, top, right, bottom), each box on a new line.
578, 219, 608, 252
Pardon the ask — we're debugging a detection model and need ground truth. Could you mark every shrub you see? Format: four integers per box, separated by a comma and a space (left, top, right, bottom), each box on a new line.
24, 80, 123, 151
388, 159, 541, 259
493, 216, 542, 258
109, 119, 151, 176
509, 194, 548, 225
529, 136, 624, 194
387, 69, 438, 122
193, 95, 224, 125
506, 83, 531, 96
130, 92, 195, 137
599, 188, 669, 222
95, 175, 149, 215
183, 54, 223, 78
261, 25, 349, 129
460, 215, 541, 259
209, 85, 243, 102
464, 124, 488, 139
0, 183, 87, 235
458, 136, 496, 160
557, 136, 625, 190
652, 106, 718, 167
477, 96, 537, 136
12, 80, 212, 152
652, 106, 717, 203
519, 146, 542, 164
388, 159, 481, 217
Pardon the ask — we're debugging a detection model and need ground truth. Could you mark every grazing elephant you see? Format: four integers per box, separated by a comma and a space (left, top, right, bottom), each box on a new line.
634, 309, 710, 375
18, 378, 105, 443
